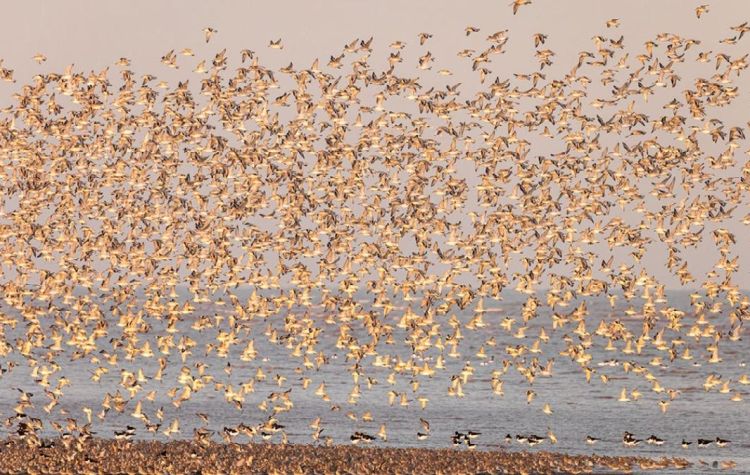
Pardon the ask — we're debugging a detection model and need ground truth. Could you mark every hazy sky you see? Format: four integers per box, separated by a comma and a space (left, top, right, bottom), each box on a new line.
1, 0, 749, 289
1, 0, 747, 72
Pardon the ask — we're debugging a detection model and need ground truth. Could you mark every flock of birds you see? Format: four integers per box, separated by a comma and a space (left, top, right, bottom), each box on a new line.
0, 2, 748, 460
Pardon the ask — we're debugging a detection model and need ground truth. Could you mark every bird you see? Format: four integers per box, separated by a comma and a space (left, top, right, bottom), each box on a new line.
0, 7, 745, 469
646, 435, 664, 445
418, 32, 432, 45
623, 432, 642, 447
715, 437, 731, 447
202, 27, 217, 43
606, 18, 620, 28
527, 435, 545, 446
511, 0, 532, 15
420, 418, 430, 433
533, 33, 547, 47
731, 21, 750, 39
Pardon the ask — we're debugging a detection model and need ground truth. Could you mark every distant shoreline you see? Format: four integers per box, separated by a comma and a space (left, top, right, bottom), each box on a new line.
0, 437, 692, 473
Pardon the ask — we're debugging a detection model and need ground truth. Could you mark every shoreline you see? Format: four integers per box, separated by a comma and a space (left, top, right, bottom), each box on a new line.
0, 437, 692, 474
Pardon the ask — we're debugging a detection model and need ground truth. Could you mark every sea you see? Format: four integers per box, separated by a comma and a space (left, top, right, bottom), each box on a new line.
0, 288, 747, 473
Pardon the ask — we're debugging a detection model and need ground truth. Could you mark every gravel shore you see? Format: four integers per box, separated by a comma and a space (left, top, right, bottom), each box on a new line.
0, 438, 692, 474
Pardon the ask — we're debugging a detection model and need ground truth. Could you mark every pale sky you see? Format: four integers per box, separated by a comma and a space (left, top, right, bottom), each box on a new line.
1, 0, 749, 289
1, 1, 747, 73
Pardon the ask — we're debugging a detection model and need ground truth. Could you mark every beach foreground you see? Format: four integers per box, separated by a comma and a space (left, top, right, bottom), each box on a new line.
0, 438, 692, 474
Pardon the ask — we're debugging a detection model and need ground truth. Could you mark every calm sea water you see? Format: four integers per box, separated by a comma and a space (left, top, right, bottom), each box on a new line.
0, 289, 747, 473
